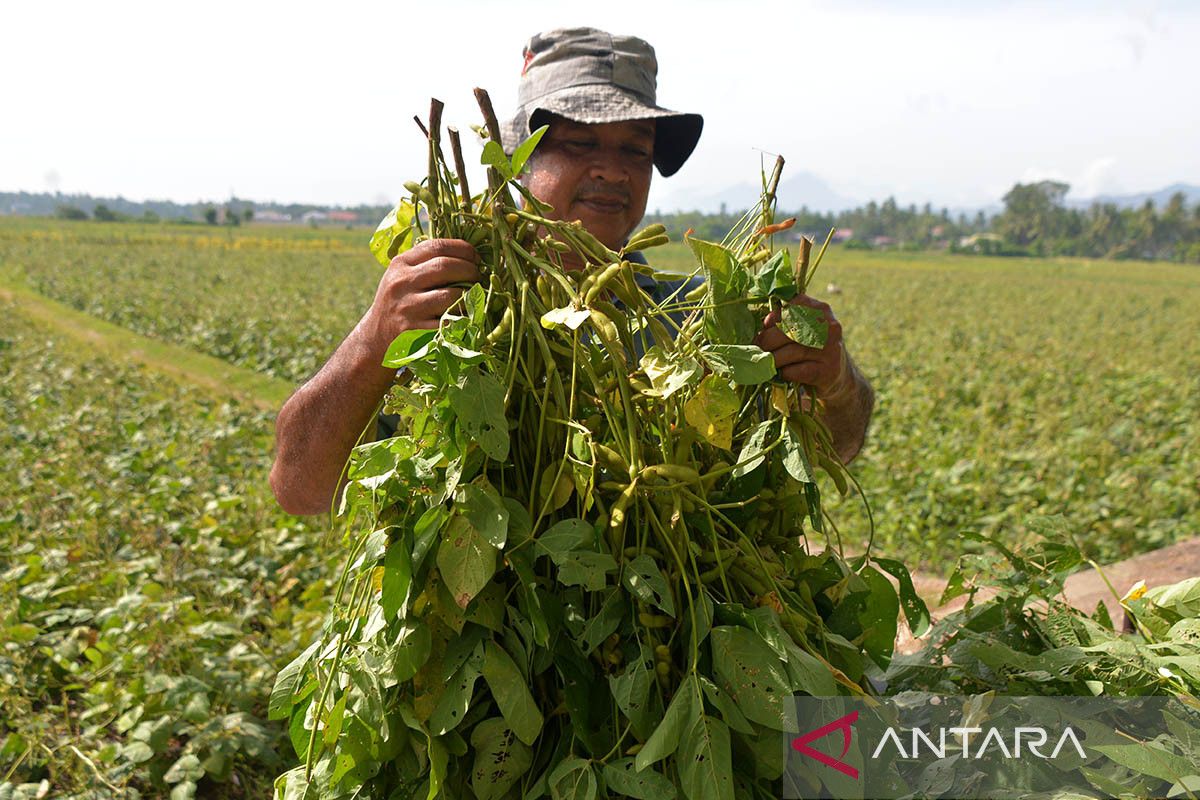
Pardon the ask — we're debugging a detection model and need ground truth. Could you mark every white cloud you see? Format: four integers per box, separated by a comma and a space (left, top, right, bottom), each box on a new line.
1076, 157, 1120, 199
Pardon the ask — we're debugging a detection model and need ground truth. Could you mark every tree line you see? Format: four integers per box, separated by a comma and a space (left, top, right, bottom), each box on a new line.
645, 182, 1200, 263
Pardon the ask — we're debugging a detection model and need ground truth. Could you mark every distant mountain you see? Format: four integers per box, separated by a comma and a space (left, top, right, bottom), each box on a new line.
1067, 183, 1200, 210
656, 171, 859, 215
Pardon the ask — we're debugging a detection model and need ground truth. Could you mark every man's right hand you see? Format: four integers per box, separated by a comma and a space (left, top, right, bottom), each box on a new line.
362, 239, 482, 352
270, 238, 480, 517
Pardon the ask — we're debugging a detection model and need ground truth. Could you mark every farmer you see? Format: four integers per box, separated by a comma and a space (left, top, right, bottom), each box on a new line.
270, 27, 875, 517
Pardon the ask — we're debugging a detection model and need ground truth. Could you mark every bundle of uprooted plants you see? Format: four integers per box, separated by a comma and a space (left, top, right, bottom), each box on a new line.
269, 91, 928, 800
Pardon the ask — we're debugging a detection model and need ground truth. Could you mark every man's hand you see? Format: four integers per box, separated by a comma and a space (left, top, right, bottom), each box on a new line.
269, 239, 479, 517
754, 294, 848, 396
753, 294, 875, 464
363, 239, 482, 352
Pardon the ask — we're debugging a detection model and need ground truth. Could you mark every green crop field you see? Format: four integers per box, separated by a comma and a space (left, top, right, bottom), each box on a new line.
2, 216, 1199, 796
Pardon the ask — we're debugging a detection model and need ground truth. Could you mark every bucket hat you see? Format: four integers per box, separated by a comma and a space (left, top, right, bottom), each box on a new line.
501, 27, 703, 178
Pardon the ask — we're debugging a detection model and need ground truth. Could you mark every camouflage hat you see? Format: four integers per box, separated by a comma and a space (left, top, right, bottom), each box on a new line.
501, 27, 703, 178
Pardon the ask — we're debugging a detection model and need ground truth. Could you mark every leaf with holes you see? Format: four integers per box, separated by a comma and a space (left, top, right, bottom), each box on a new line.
469, 718, 533, 800
710, 626, 792, 731
678, 712, 734, 800
622, 554, 675, 617
602, 758, 677, 800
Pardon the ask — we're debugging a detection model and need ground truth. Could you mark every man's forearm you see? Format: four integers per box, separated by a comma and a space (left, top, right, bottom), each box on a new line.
819, 351, 875, 465
270, 321, 396, 516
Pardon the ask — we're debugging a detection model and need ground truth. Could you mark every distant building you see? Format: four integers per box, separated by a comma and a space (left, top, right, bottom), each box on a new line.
301, 211, 329, 224
254, 210, 293, 223
327, 211, 358, 224
871, 235, 897, 248
832, 228, 854, 243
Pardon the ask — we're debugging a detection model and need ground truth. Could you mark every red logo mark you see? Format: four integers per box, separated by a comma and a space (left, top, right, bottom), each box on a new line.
521, 48, 535, 76
791, 710, 860, 780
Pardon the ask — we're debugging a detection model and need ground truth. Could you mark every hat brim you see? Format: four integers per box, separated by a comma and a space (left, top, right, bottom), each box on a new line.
502, 84, 702, 178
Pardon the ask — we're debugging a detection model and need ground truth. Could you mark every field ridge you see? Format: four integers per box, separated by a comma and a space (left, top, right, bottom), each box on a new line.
0, 276, 295, 411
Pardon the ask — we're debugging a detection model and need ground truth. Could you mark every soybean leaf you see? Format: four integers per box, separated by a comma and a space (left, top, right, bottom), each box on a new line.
449, 369, 509, 462
640, 346, 702, 399
678, 713, 734, 800
288, 696, 312, 761
456, 482, 510, 549
698, 675, 753, 735
578, 588, 627, 655
465, 581, 506, 632
381, 329, 436, 369
503, 497, 534, 549
687, 236, 756, 345
368, 200, 415, 267
777, 303, 828, 349
393, 620, 432, 682
608, 647, 659, 740
428, 657, 481, 735
538, 460, 575, 513
535, 518, 594, 559
684, 374, 739, 451
874, 557, 932, 637
602, 758, 676, 800
858, 565, 901, 670
482, 641, 544, 745
731, 420, 775, 479
322, 692, 349, 748
164, 754, 204, 784
549, 756, 598, 800
465, 719, 532, 800
781, 420, 815, 483
465, 283, 487, 328
437, 514, 498, 609
701, 344, 776, 386
622, 555, 676, 617
557, 551, 618, 591
635, 674, 699, 771
1148, 577, 1200, 617
471, 718, 534, 800
481, 140, 513, 180
381, 536, 413, 621
269, 641, 318, 721
511, 124, 550, 177
507, 549, 550, 648
1074, 715, 1196, 784
750, 249, 796, 300
710, 626, 792, 731
782, 640, 837, 697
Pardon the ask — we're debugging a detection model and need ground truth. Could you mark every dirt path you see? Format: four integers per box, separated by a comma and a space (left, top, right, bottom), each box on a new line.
1, 279, 295, 412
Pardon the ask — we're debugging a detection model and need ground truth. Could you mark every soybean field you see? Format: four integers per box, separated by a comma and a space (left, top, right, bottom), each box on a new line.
2, 216, 1199, 796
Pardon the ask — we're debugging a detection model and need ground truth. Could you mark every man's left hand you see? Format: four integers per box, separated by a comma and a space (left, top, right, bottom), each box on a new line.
754, 294, 849, 398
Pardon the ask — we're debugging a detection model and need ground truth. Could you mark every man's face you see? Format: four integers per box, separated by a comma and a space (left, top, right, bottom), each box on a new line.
522, 114, 655, 252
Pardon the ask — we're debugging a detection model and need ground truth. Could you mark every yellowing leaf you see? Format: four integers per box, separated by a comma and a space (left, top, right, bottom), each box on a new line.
640, 347, 702, 399
684, 375, 739, 450
1123, 580, 1148, 602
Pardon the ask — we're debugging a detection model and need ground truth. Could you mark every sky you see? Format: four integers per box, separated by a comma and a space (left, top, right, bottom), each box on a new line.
2, 0, 1197, 212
